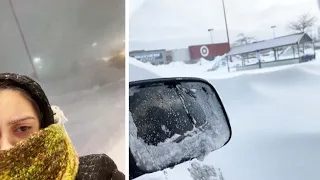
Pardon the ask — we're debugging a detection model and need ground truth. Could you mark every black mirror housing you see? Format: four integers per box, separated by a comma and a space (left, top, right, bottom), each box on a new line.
129, 77, 232, 179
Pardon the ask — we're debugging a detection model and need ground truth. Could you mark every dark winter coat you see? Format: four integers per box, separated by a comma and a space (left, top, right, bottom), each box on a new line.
76, 154, 125, 180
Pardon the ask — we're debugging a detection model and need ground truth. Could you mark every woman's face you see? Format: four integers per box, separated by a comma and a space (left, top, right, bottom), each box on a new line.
0, 89, 40, 150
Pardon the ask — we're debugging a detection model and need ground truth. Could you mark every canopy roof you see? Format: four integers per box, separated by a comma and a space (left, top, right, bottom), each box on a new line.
228, 33, 313, 56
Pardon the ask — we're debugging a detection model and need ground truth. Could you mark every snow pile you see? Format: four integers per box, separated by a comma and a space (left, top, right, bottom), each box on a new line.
156, 56, 230, 74
129, 57, 161, 81
129, 56, 232, 81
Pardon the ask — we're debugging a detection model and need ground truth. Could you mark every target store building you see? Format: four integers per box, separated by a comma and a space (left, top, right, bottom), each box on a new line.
130, 42, 230, 64
188, 43, 230, 61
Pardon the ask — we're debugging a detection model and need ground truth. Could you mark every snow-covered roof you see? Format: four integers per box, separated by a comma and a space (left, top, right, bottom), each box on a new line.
228, 33, 313, 56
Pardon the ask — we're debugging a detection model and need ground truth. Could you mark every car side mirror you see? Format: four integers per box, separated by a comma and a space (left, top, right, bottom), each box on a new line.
129, 77, 232, 179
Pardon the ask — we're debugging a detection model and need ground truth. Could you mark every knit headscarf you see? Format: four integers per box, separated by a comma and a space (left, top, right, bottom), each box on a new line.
0, 73, 54, 128
0, 73, 79, 180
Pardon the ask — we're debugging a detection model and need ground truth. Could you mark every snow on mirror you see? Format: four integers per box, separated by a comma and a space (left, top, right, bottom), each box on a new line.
129, 78, 231, 175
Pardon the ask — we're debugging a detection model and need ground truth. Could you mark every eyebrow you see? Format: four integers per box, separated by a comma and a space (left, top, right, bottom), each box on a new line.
8, 116, 36, 125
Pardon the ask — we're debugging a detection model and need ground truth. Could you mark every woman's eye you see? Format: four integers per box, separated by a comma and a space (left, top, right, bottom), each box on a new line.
15, 126, 31, 132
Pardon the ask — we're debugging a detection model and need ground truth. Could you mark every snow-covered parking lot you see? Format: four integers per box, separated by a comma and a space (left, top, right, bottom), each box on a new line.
130, 55, 320, 180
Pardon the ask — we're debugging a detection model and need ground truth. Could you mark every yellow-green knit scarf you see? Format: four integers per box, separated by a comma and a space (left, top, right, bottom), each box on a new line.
0, 124, 79, 180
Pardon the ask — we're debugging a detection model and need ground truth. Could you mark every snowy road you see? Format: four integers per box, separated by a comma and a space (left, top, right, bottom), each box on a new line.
130, 57, 320, 180
43, 78, 125, 173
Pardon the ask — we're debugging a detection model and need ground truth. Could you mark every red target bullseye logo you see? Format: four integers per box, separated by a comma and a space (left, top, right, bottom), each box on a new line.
200, 46, 209, 57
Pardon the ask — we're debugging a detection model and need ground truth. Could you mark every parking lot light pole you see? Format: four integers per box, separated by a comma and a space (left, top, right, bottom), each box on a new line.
221, 0, 231, 72
222, 0, 230, 47
271, 26, 276, 39
208, 28, 214, 44
9, 0, 38, 80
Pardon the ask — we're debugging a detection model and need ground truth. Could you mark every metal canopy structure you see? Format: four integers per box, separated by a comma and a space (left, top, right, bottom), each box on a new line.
228, 33, 313, 56
226, 33, 316, 72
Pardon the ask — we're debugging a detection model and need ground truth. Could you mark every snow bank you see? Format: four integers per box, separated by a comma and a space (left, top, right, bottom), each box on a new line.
130, 49, 320, 81
129, 57, 161, 81
129, 56, 230, 81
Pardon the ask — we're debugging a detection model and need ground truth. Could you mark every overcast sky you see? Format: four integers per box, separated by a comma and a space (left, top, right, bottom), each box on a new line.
130, 0, 320, 51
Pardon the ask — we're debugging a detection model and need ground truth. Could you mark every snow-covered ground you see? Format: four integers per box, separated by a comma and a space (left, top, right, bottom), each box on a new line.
130, 52, 320, 180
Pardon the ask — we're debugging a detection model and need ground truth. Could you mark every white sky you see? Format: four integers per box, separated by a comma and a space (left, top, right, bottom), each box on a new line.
130, 0, 320, 50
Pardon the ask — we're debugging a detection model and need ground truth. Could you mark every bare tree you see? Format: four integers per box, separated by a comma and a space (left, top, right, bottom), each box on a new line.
233, 33, 257, 46
287, 13, 317, 33
232, 33, 257, 65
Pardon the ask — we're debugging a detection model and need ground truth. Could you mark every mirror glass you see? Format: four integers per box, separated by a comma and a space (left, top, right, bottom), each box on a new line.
129, 80, 231, 173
